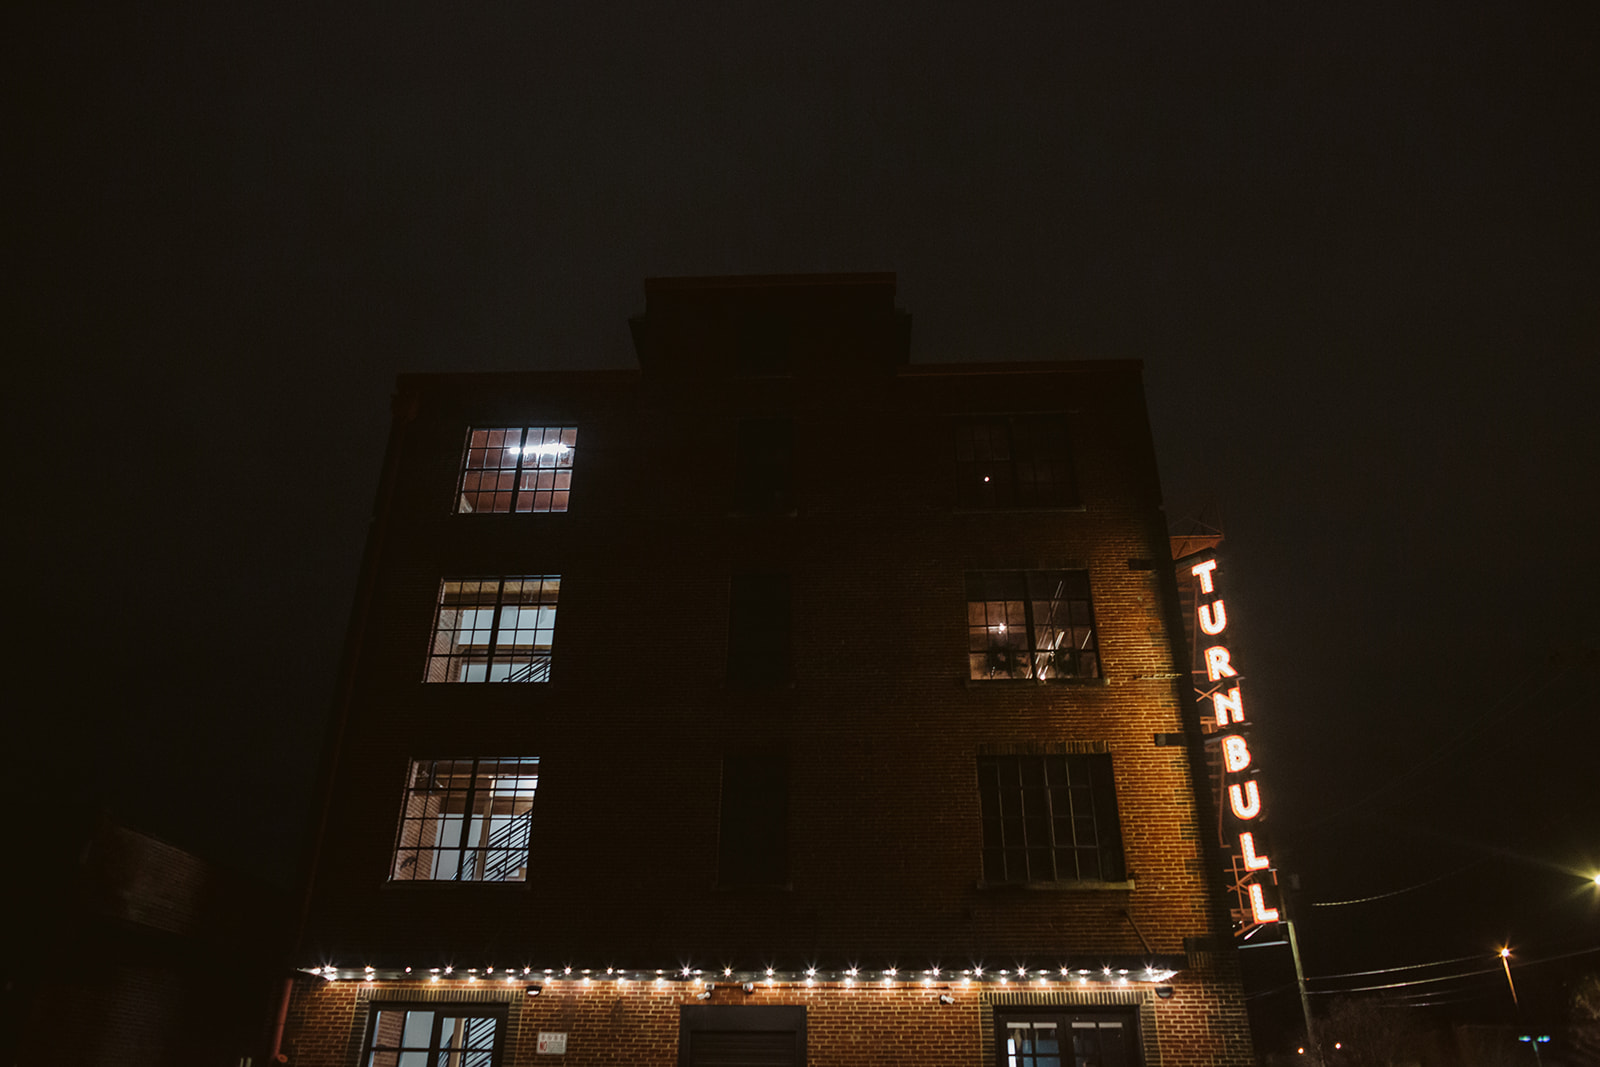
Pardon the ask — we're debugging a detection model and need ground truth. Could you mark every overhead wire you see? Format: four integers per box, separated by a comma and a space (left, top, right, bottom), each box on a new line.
1311, 860, 1488, 908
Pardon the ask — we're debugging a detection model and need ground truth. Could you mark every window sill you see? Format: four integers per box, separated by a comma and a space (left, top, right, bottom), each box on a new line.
383, 879, 532, 890
976, 879, 1135, 892
951, 505, 1087, 514
963, 677, 1109, 688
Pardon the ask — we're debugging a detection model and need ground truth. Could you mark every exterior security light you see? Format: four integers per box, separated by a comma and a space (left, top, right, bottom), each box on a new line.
1155, 986, 1174, 1000
525, 985, 543, 997
938, 994, 955, 1005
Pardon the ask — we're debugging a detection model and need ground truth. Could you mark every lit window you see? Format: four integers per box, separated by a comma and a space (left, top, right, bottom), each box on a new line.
1000, 1012, 1137, 1067
426, 577, 558, 683
457, 426, 576, 514
967, 571, 1099, 681
954, 415, 1077, 509
391, 758, 539, 883
978, 753, 1125, 884
363, 1005, 505, 1066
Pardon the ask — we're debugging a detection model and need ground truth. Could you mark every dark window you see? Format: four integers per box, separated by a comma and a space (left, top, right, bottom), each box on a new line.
727, 574, 792, 685
390, 758, 539, 882
457, 425, 576, 514
967, 571, 1099, 681
680, 1005, 805, 1067
362, 1004, 507, 1067
735, 313, 793, 376
733, 418, 795, 514
717, 755, 788, 887
997, 1011, 1140, 1067
954, 416, 1077, 509
426, 577, 559, 683
978, 753, 1125, 884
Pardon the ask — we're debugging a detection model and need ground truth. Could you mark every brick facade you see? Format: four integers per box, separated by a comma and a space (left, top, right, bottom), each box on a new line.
283, 274, 1256, 1065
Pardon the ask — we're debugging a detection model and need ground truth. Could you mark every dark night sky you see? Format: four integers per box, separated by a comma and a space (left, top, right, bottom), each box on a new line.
11, 0, 1599, 1041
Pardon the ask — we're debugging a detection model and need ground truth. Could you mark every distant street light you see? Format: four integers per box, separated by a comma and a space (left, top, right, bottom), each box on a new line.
1499, 947, 1519, 1008
1518, 1034, 1551, 1066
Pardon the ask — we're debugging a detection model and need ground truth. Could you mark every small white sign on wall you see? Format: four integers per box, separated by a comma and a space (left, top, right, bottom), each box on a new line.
537, 1032, 568, 1055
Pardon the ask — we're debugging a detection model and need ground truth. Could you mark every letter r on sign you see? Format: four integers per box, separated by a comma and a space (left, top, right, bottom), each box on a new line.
1205, 646, 1237, 681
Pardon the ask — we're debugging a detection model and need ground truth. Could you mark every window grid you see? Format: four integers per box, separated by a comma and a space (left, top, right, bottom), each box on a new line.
457, 426, 577, 514
967, 571, 1099, 681
426, 577, 558, 683
978, 753, 1125, 884
366, 1006, 504, 1067
954, 416, 1077, 509
1001, 1015, 1134, 1067
391, 758, 539, 883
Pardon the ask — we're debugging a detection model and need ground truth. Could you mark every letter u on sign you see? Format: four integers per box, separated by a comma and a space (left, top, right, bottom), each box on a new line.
1228, 781, 1261, 820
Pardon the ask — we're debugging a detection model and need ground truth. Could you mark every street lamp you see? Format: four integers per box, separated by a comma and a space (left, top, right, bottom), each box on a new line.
1518, 1034, 1551, 1066
1499, 947, 1518, 1008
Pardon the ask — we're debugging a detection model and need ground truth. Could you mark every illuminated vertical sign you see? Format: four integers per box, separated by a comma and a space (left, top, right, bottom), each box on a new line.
1181, 551, 1281, 937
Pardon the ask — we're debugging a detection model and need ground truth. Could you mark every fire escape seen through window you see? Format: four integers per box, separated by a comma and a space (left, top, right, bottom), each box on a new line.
426, 577, 558, 683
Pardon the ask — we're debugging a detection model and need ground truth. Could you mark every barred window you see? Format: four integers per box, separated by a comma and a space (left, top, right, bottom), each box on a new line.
967, 571, 1099, 681
391, 758, 539, 883
457, 426, 577, 514
954, 415, 1077, 509
426, 577, 558, 683
978, 753, 1125, 884
363, 1005, 506, 1067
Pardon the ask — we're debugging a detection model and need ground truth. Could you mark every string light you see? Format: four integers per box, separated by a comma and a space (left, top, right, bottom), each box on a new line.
300, 957, 1183, 989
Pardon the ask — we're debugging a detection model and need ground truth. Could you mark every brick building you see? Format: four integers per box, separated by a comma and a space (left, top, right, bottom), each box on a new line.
278, 274, 1257, 1066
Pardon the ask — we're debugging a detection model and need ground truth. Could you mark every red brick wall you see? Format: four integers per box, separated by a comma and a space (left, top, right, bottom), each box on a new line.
292, 316, 1255, 1064
284, 964, 1254, 1065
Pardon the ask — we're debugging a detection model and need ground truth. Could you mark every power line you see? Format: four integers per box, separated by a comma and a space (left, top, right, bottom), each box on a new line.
1311, 860, 1488, 908
1297, 945, 1600, 997
1306, 966, 1498, 995
1306, 952, 1488, 981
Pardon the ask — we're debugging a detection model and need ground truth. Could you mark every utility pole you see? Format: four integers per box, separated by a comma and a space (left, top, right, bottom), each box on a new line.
1286, 916, 1321, 1066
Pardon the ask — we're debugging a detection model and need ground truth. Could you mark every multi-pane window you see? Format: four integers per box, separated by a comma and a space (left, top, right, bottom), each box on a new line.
363, 1005, 505, 1067
967, 571, 1099, 681
978, 753, 1125, 884
999, 1014, 1137, 1067
426, 577, 559, 683
954, 416, 1078, 509
457, 426, 577, 514
391, 758, 539, 883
